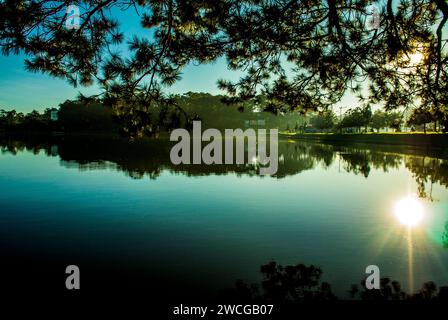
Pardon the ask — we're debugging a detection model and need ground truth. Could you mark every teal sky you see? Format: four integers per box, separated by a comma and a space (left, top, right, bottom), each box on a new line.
0, 53, 245, 112
0, 5, 358, 113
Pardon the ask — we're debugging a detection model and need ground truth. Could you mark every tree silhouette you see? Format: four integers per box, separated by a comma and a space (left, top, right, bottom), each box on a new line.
1, 1, 447, 135
370, 110, 387, 132
443, 221, 448, 248
222, 260, 448, 303
407, 107, 435, 134
340, 105, 372, 132
310, 110, 337, 131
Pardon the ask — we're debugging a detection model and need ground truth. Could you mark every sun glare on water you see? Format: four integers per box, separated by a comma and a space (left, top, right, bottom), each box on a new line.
394, 195, 424, 227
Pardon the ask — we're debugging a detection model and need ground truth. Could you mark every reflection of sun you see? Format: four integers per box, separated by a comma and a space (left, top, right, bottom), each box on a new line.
394, 195, 424, 227
393, 195, 425, 293
371, 195, 433, 294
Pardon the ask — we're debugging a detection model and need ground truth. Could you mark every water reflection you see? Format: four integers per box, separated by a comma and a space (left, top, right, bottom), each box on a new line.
1, 134, 448, 300
1, 135, 448, 199
222, 260, 448, 302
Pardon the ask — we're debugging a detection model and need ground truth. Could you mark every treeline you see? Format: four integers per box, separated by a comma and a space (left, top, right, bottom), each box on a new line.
1, 94, 446, 135
0, 92, 304, 135
0, 103, 117, 133
295, 106, 446, 134
222, 260, 448, 302
177, 92, 304, 130
0, 108, 57, 132
2, 134, 447, 195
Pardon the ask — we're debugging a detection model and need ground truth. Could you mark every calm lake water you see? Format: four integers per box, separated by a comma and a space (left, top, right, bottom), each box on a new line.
1, 135, 448, 300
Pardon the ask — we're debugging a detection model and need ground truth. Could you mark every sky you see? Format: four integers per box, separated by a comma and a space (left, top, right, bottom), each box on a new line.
0, 53, 245, 112
0, 4, 358, 113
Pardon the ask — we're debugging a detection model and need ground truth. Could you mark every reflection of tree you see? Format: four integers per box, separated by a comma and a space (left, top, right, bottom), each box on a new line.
443, 222, 448, 249
336, 146, 402, 178
223, 261, 448, 302
0, 137, 53, 156
350, 278, 406, 300
351, 279, 447, 301
221, 261, 336, 302
1, 135, 447, 194
259, 261, 336, 302
368, 152, 402, 173
334, 146, 448, 203
307, 144, 335, 168
340, 151, 371, 178
405, 156, 448, 201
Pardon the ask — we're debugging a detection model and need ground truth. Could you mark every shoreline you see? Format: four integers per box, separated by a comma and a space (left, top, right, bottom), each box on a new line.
281, 132, 448, 159
282, 132, 448, 147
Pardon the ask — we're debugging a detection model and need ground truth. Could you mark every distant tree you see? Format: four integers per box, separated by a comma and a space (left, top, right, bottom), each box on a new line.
370, 110, 387, 132
407, 108, 434, 134
25, 110, 43, 122
2, 110, 24, 126
340, 106, 372, 133
58, 100, 119, 133
0, 109, 6, 128
294, 122, 300, 133
386, 111, 403, 132
360, 106, 373, 132
310, 110, 336, 132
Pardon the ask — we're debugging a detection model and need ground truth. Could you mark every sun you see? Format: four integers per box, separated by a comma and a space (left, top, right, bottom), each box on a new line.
408, 52, 424, 66
394, 195, 424, 227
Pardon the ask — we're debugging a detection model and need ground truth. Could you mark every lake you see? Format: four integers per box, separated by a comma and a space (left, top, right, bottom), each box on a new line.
1, 135, 447, 301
